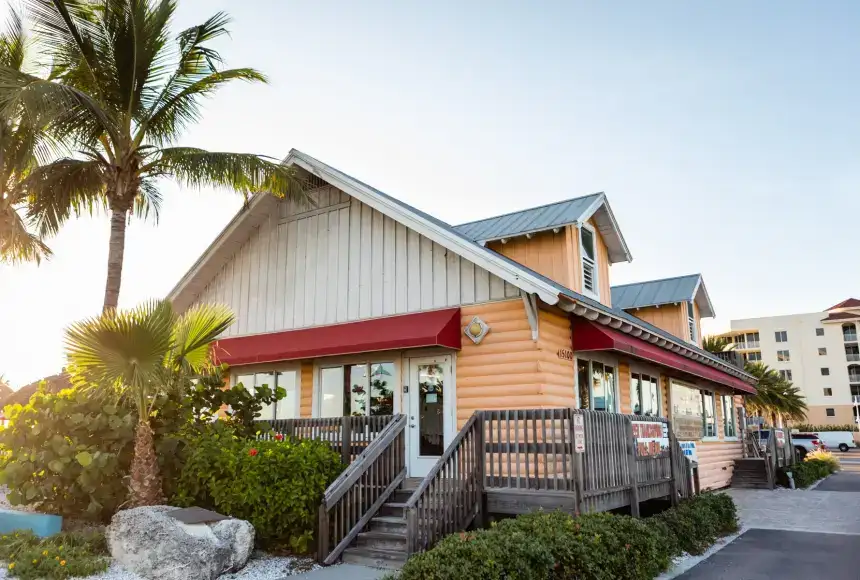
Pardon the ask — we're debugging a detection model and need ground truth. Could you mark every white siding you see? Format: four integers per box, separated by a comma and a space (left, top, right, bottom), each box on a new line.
192, 185, 520, 336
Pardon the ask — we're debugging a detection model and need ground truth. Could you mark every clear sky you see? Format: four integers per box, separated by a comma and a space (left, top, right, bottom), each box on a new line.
2, 0, 859, 387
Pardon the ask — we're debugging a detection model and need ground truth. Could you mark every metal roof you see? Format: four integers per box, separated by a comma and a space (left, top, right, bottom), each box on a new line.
611, 274, 715, 318
454, 194, 602, 242
453, 193, 631, 264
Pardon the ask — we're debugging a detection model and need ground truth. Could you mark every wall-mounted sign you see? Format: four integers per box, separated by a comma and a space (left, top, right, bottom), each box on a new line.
573, 414, 586, 453
775, 430, 785, 448
463, 316, 490, 344
679, 441, 698, 463
557, 348, 574, 361
632, 421, 669, 457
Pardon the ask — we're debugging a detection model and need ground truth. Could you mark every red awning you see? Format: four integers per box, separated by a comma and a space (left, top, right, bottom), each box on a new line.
213, 308, 462, 366
572, 319, 756, 394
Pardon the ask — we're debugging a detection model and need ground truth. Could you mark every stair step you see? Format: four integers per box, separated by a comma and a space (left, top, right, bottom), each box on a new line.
390, 489, 414, 503
369, 515, 407, 534
341, 547, 406, 570
378, 502, 407, 518
356, 530, 407, 551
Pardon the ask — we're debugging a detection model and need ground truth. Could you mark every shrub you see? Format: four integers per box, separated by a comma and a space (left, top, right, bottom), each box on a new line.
173, 428, 344, 552
805, 449, 840, 472
792, 423, 855, 432
0, 529, 108, 579
0, 388, 135, 520
778, 454, 838, 489
651, 493, 737, 556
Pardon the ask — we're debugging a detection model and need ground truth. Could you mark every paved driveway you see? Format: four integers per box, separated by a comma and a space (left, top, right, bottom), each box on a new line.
676, 529, 860, 580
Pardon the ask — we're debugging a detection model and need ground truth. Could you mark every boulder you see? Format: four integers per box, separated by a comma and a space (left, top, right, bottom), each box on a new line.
107, 506, 255, 580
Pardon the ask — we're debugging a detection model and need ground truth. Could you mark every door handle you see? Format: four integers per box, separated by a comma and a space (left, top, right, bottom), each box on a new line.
410, 424, 416, 428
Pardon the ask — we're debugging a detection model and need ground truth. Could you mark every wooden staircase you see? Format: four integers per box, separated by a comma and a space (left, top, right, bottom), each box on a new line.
730, 458, 770, 489
340, 478, 421, 569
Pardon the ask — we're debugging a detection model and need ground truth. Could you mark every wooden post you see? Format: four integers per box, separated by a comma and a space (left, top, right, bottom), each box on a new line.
317, 503, 329, 561
571, 411, 586, 515
406, 507, 417, 556
475, 413, 487, 527
341, 416, 352, 465
626, 420, 640, 517
668, 428, 679, 507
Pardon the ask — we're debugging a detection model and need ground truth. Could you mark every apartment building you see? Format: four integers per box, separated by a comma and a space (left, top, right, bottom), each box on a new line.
720, 299, 860, 426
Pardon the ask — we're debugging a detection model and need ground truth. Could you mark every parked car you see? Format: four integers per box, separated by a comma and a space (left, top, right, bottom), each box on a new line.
815, 431, 855, 453
791, 432, 826, 459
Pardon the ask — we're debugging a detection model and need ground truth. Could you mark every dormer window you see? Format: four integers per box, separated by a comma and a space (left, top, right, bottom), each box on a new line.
687, 301, 697, 343
580, 224, 599, 298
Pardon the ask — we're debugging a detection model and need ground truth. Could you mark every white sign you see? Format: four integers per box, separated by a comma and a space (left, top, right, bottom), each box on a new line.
679, 441, 698, 463
632, 421, 670, 457
573, 414, 585, 453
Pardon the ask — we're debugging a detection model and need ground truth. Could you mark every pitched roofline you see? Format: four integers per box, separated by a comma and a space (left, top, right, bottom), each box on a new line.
612, 273, 700, 290
455, 192, 603, 231
578, 193, 633, 263
610, 274, 715, 318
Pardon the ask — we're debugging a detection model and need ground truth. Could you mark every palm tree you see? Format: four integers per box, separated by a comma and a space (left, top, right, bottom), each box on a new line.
744, 362, 808, 427
1, 0, 304, 311
65, 299, 233, 506
0, 9, 52, 265
701, 335, 734, 354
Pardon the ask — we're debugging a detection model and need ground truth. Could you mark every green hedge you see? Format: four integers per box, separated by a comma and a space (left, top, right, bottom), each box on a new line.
778, 457, 839, 488
396, 493, 739, 580
173, 429, 344, 552
792, 424, 856, 433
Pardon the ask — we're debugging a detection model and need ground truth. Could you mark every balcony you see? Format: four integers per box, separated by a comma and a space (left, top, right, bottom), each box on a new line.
713, 350, 745, 369
844, 333, 858, 343
850, 374, 860, 383
744, 341, 761, 349
848, 353, 860, 362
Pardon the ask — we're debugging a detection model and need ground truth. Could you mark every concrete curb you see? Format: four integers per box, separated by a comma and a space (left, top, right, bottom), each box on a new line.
655, 528, 745, 580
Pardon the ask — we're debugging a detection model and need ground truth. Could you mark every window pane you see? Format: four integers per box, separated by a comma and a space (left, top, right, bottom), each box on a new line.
346, 364, 369, 416
577, 359, 590, 410
604, 365, 616, 412
722, 395, 736, 437
369, 363, 395, 416
631, 374, 642, 415
320, 367, 345, 417
648, 377, 660, 417
275, 371, 298, 420
702, 391, 716, 437
592, 362, 606, 411
671, 382, 704, 439
581, 228, 595, 260
417, 363, 445, 456
255, 372, 277, 421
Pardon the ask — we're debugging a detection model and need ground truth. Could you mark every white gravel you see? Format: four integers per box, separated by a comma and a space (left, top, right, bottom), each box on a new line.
0, 485, 34, 513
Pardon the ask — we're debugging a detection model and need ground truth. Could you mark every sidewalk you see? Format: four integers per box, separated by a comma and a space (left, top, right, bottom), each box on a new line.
285, 563, 389, 580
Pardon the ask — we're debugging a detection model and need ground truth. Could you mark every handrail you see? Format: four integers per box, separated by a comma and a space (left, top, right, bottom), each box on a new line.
317, 414, 407, 565
404, 412, 484, 555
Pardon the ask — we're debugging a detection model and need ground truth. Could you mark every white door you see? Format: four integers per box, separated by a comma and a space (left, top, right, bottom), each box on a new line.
407, 356, 453, 477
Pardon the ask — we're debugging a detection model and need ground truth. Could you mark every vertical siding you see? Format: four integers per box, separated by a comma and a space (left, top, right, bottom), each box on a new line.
692, 300, 703, 346
589, 218, 612, 307
560, 223, 612, 308
628, 304, 687, 342
489, 230, 570, 288
300, 360, 314, 418
191, 185, 519, 335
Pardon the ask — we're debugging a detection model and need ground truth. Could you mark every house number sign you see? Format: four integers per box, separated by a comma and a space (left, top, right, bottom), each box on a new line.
557, 348, 574, 361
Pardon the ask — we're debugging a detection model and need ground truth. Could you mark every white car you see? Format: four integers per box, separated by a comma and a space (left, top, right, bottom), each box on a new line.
815, 431, 856, 453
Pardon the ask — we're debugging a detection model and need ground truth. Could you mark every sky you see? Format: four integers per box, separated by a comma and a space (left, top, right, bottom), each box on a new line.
2, 0, 860, 388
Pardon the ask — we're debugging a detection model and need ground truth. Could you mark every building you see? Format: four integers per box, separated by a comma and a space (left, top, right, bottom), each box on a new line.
168, 149, 756, 492
720, 299, 860, 427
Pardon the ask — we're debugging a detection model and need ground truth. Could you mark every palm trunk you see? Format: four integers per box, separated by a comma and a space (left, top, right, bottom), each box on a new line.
129, 420, 164, 507
103, 207, 128, 313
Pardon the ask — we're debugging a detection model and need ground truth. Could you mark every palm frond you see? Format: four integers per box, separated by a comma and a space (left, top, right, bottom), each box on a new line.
0, 202, 52, 264
168, 302, 234, 374
0, 8, 26, 71
24, 157, 106, 236
148, 147, 305, 199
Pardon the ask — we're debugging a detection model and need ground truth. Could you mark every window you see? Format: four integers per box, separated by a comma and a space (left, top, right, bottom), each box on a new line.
823, 388, 833, 396
779, 369, 793, 381
671, 382, 704, 439
776, 350, 790, 362
319, 362, 395, 417
850, 364, 860, 383
825, 408, 836, 417
846, 344, 860, 362
746, 332, 760, 348
576, 358, 616, 411
234, 370, 299, 421
775, 330, 788, 343
631, 373, 660, 416
821, 367, 830, 376
816, 328, 825, 337
721, 395, 736, 438
579, 225, 598, 297
702, 390, 717, 438
745, 351, 762, 362
852, 384, 860, 397
819, 347, 828, 356
687, 302, 697, 343
843, 323, 857, 342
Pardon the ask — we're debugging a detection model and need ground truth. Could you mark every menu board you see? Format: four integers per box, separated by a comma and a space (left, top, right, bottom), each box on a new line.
632, 421, 669, 457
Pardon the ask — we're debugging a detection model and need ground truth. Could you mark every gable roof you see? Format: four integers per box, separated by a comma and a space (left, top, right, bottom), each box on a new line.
826, 298, 860, 311
453, 193, 632, 264
610, 274, 715, 318
167, 149, 753, 387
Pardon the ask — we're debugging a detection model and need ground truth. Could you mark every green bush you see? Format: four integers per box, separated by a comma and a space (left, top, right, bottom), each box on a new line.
780, 455, 838, 488
0, 529, 108, 579
398, 493, 739, 579
0, 388, 135, 520
173, 428, 344, 552
792, 423, 855, 432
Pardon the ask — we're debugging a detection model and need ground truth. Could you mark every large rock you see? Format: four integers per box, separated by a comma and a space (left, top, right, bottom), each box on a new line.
107, 506, 255, 580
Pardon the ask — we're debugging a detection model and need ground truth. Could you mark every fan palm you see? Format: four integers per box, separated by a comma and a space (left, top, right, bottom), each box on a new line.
1, 0, 304, 311
0, 9, 52, 265
744, 362, 808, 427
65, 299, 233, 506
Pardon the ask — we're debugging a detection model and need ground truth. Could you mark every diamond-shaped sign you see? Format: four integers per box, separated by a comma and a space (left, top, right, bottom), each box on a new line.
464, 316, 490, 344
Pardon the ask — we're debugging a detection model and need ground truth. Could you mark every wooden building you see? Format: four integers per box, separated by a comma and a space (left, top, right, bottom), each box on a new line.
169, 150, 756, 492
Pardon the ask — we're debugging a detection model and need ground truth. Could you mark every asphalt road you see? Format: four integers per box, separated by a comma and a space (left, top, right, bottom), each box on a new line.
677, 529, 860, 580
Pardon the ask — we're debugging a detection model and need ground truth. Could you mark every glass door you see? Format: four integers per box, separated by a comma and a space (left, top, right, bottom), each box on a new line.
408, 356, 451, 476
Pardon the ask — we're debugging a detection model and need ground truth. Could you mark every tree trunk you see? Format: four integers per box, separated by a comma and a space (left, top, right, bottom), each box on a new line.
103, 207, 128, 313
129, 420, 164, 507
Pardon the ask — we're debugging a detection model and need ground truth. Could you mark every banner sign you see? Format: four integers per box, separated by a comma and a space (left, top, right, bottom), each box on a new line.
679, 441, 698, 463
632, 421, 669, 457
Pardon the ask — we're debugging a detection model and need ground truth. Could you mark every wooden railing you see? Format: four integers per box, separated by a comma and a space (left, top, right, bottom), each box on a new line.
258, 415, 395, 464
317, 414, 407, 565
404, 413, 484, 555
